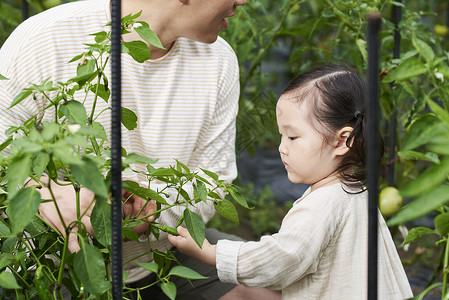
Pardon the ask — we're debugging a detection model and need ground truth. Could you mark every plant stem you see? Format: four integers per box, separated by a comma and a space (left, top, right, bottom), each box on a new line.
57, 234, 69, 286
47, 180, 68, 233
443, 237, 449, 297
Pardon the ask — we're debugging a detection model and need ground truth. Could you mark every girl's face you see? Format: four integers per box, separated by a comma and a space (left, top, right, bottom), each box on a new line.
276, 96, 341, 191
179, 0, 246, 43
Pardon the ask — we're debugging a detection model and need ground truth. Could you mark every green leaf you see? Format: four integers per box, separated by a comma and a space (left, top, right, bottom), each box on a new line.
0, 136, 12, 152
176, 160, 190, 173
8, 187, 41, 236
7, 154, 32, 199
10, 89, 32, 108
194, 181, 208, 203
92, 31, 108, 43
70, 157, 109, 198
135, 25, 165, 49
0, 254, 15, 269
42, 121, 60, 141
123, 228, 139, 242
0, 271, 21, 289
402, 114, 440, 151
149, 168, 177, 176
74, 240, 111, 296
168, 265, 207, 280
122, 180, 168, 205
397, 150, 440, 164
355, 39, 367, 63
59, 100, 88, 125
67, 71, 98, 86
122, 107, 138, 130
0, 221, 11, 237
382, 58, 427, 83
89, 84, 110, 102
400, 158, 449, 198
123, 41, 151, 63
412, 36, 435, 65
123, 153, 158, 166
435, 213, 449, 236
51, 141, 83, 165
228, 188, 251, 209
91, 197, 112, 248
121, 11, 142, 23
200, 168, 219, 182
77, 59, 96, 77
403, 227, 436, 245
0, 74, 8, 80
1, 238, 18, 253
388, 185, 449, 226
32, 152, 51, 178
137, 262, 159, 274
160, 282, 177, 300
214, 200, 239, 224
24, 216, 46, 236
11, 138, 42, 153
427, 98, 449, 129
183, 209, 205, 248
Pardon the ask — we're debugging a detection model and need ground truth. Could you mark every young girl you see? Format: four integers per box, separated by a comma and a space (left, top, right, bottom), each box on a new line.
168, 65, 413, 299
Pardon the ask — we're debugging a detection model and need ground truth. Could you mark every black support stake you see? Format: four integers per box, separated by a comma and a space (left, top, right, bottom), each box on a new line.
367, 13, 381, 300
386, 1, 402, 186
110, 0, 123, 298
22, 0, 29, 20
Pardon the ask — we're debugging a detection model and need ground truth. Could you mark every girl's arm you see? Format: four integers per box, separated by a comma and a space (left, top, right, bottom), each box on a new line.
168, 226, 217, 266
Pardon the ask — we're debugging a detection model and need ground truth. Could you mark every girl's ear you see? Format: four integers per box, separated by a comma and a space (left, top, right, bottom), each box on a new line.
334, 126, 353, 157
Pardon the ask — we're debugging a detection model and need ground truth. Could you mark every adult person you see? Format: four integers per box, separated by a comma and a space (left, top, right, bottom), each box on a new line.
0, 0, 282, 299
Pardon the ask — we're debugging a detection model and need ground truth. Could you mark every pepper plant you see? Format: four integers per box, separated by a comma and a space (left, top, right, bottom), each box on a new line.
0, 12, 248, 300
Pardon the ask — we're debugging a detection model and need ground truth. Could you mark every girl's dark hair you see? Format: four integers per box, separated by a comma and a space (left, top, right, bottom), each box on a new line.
282, 64, 369, 189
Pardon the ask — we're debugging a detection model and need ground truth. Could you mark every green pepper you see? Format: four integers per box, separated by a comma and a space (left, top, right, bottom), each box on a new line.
157, 225, 178, 236
34, 265, 53, 300
47, 157, 57, 181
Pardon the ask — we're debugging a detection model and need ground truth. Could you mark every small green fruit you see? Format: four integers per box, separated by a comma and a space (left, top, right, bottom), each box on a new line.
42, 0, 61, 9
434, 24, 449, 37
379, 186, 403, 217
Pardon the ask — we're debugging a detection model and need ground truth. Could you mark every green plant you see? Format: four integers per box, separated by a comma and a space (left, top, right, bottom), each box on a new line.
0, 12, 249, 299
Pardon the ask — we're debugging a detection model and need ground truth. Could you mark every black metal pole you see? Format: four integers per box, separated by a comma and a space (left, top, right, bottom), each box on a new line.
22, 0, 29, 20
386, 1, 402, 186
367, 12, 381, 300
110, 0, 123, 298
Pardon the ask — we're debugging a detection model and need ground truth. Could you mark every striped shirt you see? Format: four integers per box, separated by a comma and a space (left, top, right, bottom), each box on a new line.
0, 0, 239, 282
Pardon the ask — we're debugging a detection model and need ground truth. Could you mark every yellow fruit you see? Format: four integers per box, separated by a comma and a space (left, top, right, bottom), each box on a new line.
379, 187, 403, 217
434, 24, 449, 37
42, 0, 61, 9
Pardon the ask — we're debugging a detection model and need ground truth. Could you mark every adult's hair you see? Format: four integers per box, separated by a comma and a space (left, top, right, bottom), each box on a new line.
282, 64, 368, 189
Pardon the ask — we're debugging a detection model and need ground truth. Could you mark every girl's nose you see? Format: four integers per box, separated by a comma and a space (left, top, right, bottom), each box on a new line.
278, 142, 287, 156
235, 0, 247, 6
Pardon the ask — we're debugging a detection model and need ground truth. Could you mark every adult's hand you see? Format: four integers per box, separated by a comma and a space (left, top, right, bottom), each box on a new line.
27, 177, 95, 253
28, 177, 157, 253
122, 189, 157, 235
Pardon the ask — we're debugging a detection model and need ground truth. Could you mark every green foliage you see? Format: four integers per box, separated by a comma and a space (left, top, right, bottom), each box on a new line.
0, 13, 249, 299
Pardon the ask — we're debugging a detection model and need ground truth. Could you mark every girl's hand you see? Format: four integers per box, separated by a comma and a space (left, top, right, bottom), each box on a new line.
168, 226, 216, 266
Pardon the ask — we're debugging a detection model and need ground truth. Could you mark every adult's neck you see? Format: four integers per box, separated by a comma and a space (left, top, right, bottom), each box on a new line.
121, 0, 179, 59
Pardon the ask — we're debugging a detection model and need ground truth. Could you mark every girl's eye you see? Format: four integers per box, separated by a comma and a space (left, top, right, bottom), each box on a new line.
288, 136, 298, 141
